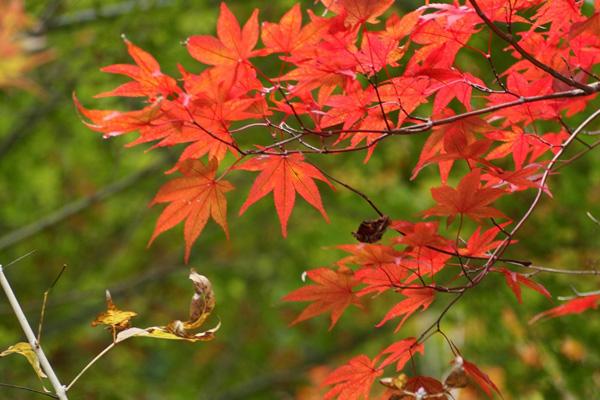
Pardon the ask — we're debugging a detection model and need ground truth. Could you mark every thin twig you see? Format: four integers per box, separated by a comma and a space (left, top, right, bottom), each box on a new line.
315, 167, 385, 217
520, 264, 600, 276
587, 211, 600, 227
37, 265, 67, 343
0, 382, 58, 399
3, 250, 37, 269
557, 289, 600, 301
66, 342, 115, 391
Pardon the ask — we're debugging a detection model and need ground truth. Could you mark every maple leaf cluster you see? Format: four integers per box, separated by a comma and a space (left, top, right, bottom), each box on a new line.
77, 0, 600, 398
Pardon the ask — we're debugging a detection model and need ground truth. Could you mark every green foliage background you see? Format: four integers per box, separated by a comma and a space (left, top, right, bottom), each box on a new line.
1, 1, 599, 398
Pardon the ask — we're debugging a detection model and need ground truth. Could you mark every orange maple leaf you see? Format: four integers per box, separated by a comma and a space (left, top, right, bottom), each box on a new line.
321, 0, 395, 25
237, 153, 333, 237
187, 3, 262, 68
95, 37, 178, 98
148, 158, 233, 262
283, 267, 362, 330
261, 4, 302, 54
323, 354, 382, 400
423, 168, 507, 224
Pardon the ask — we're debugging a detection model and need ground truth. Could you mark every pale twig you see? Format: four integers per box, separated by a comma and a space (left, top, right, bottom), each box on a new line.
587, 211, 600, 227
0, 265, 68, 399
2, 250, 37, 269
66, 342, 115, 392
521, 265, 600, 276
557, 289, 600, 301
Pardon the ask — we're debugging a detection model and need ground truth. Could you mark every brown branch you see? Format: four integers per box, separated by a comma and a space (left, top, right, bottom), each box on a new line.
241, 82, 600, 157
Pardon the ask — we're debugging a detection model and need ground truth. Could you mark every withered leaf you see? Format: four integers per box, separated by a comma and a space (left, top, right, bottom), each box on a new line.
185, 268, 216, 330
0, 342, 47, 380
379, 373, 408, 390
352, 215, 390, 243
112, 269, 219, 343
444, 365, 468, 388
116, 322, 221, 343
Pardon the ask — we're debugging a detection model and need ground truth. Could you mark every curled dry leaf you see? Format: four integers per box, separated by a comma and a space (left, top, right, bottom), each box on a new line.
352, 215, 391, 243
109, 269, 220, 343
0, 342, 47, 380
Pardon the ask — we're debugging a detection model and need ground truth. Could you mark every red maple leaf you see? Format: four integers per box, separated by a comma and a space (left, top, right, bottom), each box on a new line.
530, 294, 600, 324
323, 354, 382, 400
337, 243, 402, 269
376, 288, 435, 332
378, 337, 424, 370
459, 225, 507, 257
462, 358, 502, 398
148, 159, 233, 262
237, 153, 333, 237
283, 266, 362, 330
411, 115, 487, 183
187, 3, 263, 68
481, 164, 546, 193
423, 168, 507, 224
392, 220, 450, 250
496, 268, 552, 304
354, 265, 413, 297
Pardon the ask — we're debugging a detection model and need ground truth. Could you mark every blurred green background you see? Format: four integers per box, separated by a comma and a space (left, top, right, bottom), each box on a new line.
1, 0, 599, 399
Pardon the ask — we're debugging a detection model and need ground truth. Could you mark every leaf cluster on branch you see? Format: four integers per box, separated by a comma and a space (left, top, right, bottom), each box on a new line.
75, 0, 600, 398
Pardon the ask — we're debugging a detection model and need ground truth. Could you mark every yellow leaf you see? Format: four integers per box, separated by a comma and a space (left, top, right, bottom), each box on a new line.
92, 290, 137, 339
0, 342, 47, 379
